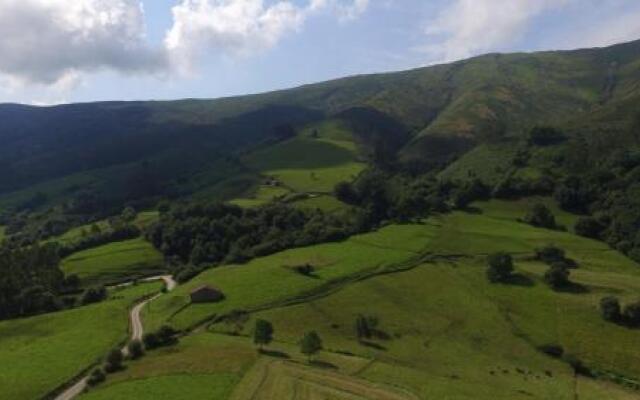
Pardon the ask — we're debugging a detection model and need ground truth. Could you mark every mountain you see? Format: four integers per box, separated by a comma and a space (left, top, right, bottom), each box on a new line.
1, 39, 640, 210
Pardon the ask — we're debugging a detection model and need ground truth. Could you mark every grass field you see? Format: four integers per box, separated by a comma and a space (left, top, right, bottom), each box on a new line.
143, 223, 439, 332
79, 334, 256, 400
0, 283, 161, 400
62, 238, 164, 286
243, 137, 365, 193
229, 185, 292, 208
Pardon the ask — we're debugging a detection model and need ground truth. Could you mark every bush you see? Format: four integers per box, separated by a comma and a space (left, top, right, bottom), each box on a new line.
535, 246, 566, 264
523, 203, 557, 229
623, 301, 640, 327
127, 340, 144, 359
600, 296, 621, 323
486, 252, 514, 283
142, 332, 160, 349
574, 217, 605, 239
81, 286, 107, 305
103, 348, 123, 373
87, 368, 106, 386
544, 263, 570, 289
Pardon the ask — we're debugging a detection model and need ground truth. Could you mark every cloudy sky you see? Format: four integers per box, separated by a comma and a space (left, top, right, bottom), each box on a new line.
1, 0, 639, 105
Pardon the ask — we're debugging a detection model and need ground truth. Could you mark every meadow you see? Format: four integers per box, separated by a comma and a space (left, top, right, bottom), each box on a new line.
243, 137, 365, 193
0, 283, 161, 400
61, 237, 164, 287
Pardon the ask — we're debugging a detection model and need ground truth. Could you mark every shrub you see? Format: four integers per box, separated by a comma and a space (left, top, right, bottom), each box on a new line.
535, 246, 565, 264
544, 263, 570, 289
623, 301, 640, 327
574, 217, 605, 239
87, 368, 106, 386
253, 319, 274, 349
300, 331, 323, 362
127, 340, 144, 359
293, 264, 314, 276
81, 286, 107, 305
486, 252, 514, 283
142, 332, 160, 349
600, 296, 621, 322
523, 203, 557, 229
103, 348, 123, 373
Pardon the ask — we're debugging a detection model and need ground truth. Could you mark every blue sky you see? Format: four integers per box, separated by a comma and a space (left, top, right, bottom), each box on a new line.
1, 0, 639, 105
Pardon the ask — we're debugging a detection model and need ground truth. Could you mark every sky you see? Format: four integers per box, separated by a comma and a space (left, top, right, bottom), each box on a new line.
1, 0, 639, 105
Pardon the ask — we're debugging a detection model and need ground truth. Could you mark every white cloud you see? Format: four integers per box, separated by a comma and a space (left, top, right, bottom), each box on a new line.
420, 0, 570, 63
0, 0, 369, 88
165, 0, 369, 74
566, 8, 640, 49
165, 0, 306, 73
0, 0, 166, 86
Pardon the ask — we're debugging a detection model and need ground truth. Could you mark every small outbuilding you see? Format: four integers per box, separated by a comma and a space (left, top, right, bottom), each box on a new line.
190, 285, 225, 304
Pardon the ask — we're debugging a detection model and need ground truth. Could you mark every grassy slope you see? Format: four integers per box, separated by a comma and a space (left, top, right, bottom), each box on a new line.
61, 238, 164, 286
0, 283, 161, 400
144, 224, 438, 331
79, 334, 256, 400
136, 198, 640, 399
243, 137, 365, 193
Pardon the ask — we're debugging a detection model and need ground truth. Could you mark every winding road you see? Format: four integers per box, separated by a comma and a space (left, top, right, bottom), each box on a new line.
54, 275, 176, 400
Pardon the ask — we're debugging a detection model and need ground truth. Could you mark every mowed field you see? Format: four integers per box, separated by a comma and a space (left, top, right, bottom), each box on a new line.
131, 198, 640, 399
0, 283, 161, 400
61, 238, 165, 287
243, 137, 365, 193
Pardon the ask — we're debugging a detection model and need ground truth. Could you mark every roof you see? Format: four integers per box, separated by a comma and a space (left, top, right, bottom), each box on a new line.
190, 285, 221, 294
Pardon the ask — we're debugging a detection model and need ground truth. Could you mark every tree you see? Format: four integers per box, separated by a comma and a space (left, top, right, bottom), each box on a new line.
623, 301, 640, 327
486, 252, 514, 283
121, 206, 137, 223
334, 182, 359, 205
524, 203, 557, 229
104, 348, 123, 373
600, 296, 621, 323
300, 331, 322, 362
142, 332, 160, 349
544, 263, 570, 289
87, 368, 106, 386
355, 315, 372, 341
81, 286, 107, 305
127, 339, 144, 359
574, 217, 605, 239
535, 246, 565, 264
253, 319, 274, 350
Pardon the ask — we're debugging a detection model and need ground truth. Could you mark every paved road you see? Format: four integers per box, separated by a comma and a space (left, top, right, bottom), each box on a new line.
54, 275, 176, 400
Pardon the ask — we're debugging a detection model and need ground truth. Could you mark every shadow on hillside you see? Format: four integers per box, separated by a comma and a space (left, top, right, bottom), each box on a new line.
505, 273, 535, 287
260, 349, 290, 359
309, 360, 338, 370
556, 282, 589, 294
358, 341, 387, 351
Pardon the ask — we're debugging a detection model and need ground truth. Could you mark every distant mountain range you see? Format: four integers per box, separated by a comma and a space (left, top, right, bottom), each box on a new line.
1, 39, 639, 207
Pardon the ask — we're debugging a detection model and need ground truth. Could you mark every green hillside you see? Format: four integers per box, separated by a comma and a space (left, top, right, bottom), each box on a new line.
2, 39, 640, 400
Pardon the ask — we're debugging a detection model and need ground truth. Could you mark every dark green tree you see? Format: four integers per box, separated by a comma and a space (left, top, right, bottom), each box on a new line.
623, 301, 640, 327
544, 263, 570, 289
300, 331, 323, 362
104, 348, 123, 373
524, 203, 557, 229
600, 296, 621, 323
574, 217, 605, 239
87, 368, 106, 386
486, 252, 514, 283
253, 319, 274, 350
127, 340, 144, 359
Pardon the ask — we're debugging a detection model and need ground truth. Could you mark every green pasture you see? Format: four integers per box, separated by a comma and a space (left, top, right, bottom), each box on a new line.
0, 283, 161, 400
62, 238, 164, 286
